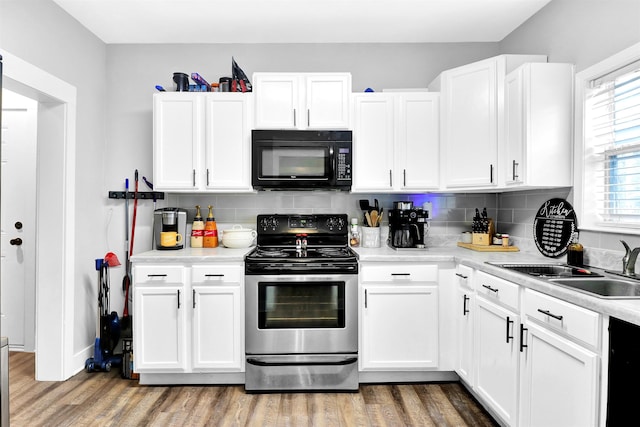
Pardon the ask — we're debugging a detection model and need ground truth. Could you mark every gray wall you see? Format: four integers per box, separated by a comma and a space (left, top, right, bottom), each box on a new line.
1, 1, 107, 359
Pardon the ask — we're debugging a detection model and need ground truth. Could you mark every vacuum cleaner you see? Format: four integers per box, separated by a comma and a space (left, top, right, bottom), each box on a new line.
85, 258, 122, 372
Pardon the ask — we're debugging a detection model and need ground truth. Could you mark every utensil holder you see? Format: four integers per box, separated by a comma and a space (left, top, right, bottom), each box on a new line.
361, 227, 381, 248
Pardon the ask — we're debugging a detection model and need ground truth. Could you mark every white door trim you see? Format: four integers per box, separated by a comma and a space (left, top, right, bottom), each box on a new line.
1, 50, 77, 380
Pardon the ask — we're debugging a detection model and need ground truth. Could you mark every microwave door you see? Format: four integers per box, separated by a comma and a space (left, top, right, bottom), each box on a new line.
259, 145, 331, 181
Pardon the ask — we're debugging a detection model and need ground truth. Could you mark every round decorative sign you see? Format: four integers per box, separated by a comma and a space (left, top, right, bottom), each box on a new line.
533, 198, 578, 257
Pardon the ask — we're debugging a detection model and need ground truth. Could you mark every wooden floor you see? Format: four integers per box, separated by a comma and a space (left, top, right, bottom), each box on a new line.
8, 352, 497, 426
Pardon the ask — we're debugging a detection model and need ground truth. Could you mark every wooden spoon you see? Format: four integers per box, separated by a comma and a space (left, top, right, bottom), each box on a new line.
365, 211, 373, 227
370, 210, 379, 227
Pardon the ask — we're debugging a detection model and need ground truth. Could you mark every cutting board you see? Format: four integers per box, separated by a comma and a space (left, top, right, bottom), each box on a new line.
457, 242, 520, 252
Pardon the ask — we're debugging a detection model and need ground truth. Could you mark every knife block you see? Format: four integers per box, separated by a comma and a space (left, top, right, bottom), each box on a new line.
472, 219, 494, 246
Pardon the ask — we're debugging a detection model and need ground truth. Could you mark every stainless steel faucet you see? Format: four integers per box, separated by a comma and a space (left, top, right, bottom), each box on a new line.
621, 240, 640, 276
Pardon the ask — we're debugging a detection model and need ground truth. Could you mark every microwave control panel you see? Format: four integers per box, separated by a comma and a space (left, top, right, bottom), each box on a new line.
336, 146, 352, 181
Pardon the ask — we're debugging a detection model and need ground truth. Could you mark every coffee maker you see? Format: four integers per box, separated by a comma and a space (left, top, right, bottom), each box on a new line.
388, 201, 429, 249
153, 208, 187, 250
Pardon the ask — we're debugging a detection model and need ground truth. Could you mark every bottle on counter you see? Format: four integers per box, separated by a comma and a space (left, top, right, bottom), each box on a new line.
203, 205, 219, 248
190, 205, 204, 248
567, 232, 584, 266
350, 217, 360, 247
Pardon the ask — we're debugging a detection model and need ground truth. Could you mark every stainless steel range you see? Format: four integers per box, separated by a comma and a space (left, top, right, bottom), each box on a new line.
244, 214, 359, 392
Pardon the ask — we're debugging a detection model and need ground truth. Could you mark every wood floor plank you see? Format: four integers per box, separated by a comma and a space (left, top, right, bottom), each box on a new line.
335, 391, 370, 427
276, 392, 310, 427
8, 352, 498, 427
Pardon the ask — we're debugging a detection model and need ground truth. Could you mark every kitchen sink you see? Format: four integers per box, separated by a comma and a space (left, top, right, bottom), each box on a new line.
487, 262, 603, 278
549, 278, 640, 299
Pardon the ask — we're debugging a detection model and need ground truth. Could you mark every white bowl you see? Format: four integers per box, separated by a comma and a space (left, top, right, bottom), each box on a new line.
221, 225, 256, 248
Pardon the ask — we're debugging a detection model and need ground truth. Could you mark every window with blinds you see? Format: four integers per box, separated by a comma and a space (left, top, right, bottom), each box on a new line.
585, 65, 640, 226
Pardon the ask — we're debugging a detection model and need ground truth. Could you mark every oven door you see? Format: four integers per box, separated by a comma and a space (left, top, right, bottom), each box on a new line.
245, 274, 358, 355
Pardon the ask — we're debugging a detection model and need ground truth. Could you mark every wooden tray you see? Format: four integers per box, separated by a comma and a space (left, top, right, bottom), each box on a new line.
457, 242, 520, 252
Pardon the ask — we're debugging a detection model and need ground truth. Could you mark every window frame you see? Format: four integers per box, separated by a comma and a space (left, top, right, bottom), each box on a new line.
575, 41, 640, 235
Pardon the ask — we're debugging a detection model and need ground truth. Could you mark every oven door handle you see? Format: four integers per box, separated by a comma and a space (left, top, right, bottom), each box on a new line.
246, 356, 358, 367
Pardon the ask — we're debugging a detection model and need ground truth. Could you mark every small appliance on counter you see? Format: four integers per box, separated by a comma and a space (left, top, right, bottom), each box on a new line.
153, 208, 187, 250
388, 201, 429, 249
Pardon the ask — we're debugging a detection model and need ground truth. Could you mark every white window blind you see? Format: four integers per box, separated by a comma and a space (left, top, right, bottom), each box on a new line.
585, 63, 640, 226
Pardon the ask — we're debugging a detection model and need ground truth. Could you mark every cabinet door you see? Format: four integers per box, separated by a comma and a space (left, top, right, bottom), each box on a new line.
153, 93, 202, 190
352, 94, 395, 192
504, 63, 574, 188
396, 93, 440, 191
305, 74, 350, 129
505, 67, 524, 185
133, 285, 186, 371
441, 59, 498, 188
456, 287, 474, 385
204, 93, 252, 191
475, 296, 519, 426
192, 284, 243, 371
254, 74, 300, 129
519, 321, 598, 427
361, 284, 438, 370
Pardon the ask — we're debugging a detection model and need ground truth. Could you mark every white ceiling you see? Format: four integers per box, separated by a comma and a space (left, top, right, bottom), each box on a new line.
52, 0, 552, 44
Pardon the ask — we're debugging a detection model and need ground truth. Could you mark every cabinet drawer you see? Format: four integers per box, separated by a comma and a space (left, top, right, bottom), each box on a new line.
133, 265, 185, 285
524, 289, 600, 348
361, 264, 438, 283
191, 264, 242, 284
476, 271, 519, 311
456, 264, 474, 290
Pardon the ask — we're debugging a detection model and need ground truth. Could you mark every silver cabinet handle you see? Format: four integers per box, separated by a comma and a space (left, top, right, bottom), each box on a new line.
293, 109, 297, 127
307, 109, 310, 126
206, 169, 210, 186
192, 169, 196, 187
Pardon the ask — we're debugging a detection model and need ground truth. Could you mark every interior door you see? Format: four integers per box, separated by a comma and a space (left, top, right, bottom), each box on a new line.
1, 89, 37, 350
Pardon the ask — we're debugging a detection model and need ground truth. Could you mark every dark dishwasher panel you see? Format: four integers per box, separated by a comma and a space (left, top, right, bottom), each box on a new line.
607, 317, 640, 426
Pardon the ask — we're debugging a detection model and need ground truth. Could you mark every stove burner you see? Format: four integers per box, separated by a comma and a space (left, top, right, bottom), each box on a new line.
316, 248, 348, 256
256, 248, 287, 257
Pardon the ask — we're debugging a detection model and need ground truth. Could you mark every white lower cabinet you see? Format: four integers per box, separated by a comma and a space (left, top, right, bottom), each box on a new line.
455, 265, 474, 385
475, 296, 519, 426
360, 263, 439, 371
191, 266, 243, 371
133, 263, 244, 374
519, 289, 599, 427
134, 285, 187, 371
458, 269, 602, 427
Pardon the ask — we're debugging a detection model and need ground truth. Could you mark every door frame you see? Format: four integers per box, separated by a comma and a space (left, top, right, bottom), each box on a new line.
2, 50, 76, 381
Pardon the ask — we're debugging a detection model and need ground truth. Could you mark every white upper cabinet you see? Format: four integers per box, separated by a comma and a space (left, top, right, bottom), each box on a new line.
396, 92, 440, 191
253, 73, 351, 129
153, 92, 253, 192
153, 93, 203, 190
504, 63, 574, 189
351, 92, 440, 192
204, 93, 253, 191
430, 54, 547, 190
351, 93, 396, 191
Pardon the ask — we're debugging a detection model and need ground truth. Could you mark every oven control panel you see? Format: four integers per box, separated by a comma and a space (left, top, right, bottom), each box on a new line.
257, 214, 347, 233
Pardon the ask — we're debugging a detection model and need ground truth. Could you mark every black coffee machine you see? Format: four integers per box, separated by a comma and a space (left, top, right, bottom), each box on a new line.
388, 201, 429, 249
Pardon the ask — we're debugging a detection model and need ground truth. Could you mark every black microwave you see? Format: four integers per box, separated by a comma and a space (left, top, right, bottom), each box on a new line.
252, 130, 353, 191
